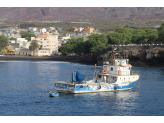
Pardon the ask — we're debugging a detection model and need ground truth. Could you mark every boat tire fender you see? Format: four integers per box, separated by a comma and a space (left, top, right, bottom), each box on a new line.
102, 67, 108, 74
98, 86, 101, 89
114, 86, 117, 90
80, 85, 83, 88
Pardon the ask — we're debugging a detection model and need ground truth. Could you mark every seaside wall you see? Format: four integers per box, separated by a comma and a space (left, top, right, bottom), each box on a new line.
111, 44, 164, 50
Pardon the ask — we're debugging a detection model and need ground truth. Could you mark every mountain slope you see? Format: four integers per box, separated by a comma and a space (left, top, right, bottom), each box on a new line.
0, 7, 164, 22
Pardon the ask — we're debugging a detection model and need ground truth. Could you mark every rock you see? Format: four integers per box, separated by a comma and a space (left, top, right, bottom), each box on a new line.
97, 47, 164, 67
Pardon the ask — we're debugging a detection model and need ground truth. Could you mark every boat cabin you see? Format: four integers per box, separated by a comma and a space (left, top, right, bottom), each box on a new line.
96, 59, 137, 84
102, 59, 132, 76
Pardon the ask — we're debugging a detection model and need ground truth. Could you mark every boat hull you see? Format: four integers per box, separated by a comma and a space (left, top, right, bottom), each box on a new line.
54, 81, 137, 94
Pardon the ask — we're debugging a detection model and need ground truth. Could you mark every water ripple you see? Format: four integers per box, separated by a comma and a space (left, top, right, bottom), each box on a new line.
0, 61, 164, 116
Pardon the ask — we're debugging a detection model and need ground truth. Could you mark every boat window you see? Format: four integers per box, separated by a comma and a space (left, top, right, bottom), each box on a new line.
111, 68, 113, 71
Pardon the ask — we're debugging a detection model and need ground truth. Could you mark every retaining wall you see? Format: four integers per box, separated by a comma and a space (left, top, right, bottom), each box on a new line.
110, 44, 164, 50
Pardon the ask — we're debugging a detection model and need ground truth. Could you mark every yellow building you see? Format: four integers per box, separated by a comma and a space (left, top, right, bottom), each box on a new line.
37, 49, 50, 56
84, 27, 94, 33
58, 34, 71, 41
0, 46, 15, 55
15, 48, 50, 56
15, 48, 33, 56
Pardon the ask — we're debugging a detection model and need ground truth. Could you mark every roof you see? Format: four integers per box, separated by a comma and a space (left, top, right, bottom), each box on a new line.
38, 36, 48, 38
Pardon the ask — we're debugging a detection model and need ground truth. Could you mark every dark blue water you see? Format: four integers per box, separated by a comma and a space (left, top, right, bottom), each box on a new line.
0, 60, 164, 116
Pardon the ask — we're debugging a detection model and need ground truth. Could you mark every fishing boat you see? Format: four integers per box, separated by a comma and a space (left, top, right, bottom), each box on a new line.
49, 91, 59, 97
54, 48, 140, 94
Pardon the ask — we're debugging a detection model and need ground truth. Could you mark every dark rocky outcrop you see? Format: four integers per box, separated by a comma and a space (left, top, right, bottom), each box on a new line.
97, 47, 164, 67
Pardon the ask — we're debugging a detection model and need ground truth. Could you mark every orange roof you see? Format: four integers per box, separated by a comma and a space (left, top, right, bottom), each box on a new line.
33, 39, 38, 41
38, 36, 48, 38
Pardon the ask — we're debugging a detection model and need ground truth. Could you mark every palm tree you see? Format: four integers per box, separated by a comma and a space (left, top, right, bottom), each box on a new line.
29, 41, 39, 56
0, 35, 8, 54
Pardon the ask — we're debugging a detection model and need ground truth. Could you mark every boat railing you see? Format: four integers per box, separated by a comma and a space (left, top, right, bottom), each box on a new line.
117, 71, 139, 76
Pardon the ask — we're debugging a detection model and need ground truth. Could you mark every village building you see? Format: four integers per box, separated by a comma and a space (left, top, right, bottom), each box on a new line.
15, 48, 50, 56
34, 33, 59, 55
84, 27, 94, 33
28, 27, 37, 32
58, 33, 71, 41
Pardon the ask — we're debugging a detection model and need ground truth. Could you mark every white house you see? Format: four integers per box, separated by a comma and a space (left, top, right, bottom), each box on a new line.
40, 28, 47, 33
78, 27, 84, 32
17, 38, 31, 49
154, 25, 160, 28
28, 27, 37, 32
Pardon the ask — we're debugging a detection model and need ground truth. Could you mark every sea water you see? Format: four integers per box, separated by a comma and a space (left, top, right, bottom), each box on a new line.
0, 60, 164, 116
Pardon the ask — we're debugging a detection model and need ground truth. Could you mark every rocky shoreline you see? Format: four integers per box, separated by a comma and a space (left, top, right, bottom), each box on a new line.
97, 47, 164, 67
1, 49, 164, 67
0, 55, 97, 66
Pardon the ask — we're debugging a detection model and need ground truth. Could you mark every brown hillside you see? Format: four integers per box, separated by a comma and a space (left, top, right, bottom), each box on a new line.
0, 7, 164, 22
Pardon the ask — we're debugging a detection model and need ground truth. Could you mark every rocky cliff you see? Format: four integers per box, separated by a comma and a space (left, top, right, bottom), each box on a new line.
97, 47, 164, 67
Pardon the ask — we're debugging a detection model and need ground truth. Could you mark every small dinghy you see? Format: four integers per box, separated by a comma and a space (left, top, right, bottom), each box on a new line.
49, 91, 59, 97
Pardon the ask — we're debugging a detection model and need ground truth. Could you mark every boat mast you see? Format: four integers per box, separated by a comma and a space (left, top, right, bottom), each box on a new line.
112, 46, 115, 66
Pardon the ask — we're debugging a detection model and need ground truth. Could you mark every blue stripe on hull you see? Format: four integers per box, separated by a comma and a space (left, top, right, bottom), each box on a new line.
74, 81, 137, 93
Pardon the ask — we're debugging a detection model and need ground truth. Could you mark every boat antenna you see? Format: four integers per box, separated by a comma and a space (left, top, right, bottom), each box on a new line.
85, 70, 90, 84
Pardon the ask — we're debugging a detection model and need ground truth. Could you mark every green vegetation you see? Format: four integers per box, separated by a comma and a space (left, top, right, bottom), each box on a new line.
9, 37, 17, 42
0, 35, 8, 47
0, 35, 8, 53
1, 21, 164, 57
29, 41, 39, 56
1, 20, 163, 33
158, 22, 164, 41
107, 27, 158, 44
59, 34, 108, 57
59, 23, 164, 57
20, 31, 36, 41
